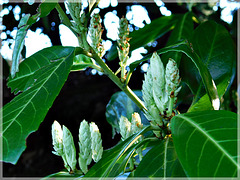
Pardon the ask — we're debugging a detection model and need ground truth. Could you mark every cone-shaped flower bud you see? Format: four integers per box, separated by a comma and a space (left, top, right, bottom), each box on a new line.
150, 52, 168, 114
52, 121, 64, 156
63, 125, 77, 172
142, 61, 163, 129
165, 58, 181, 99
90, 122, 103, 162
117, 18, 130, 64
78, 120, 92, 174
131, 113, 143, 134
119, 116, 132, 140
88, 13, 104, 57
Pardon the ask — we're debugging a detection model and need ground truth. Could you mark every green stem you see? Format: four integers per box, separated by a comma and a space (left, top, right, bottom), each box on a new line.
90, 49, 146, 111
167, 97, 174, 117
129, 157, 134, 171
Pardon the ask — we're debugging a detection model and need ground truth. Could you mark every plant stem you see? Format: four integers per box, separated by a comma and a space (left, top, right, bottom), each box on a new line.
90, 50, 147, 111
167, 97, 174, 117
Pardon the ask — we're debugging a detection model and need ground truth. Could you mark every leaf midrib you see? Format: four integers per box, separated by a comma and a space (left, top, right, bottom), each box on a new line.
178, 114, 239, 168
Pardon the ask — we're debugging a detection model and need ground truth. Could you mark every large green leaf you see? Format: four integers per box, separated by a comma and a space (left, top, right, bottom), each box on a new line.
11, 2, 58, 78
171, 110, 239, 177
162, 12, 194, 65
8, 46, 75, 94
187, 21, 235, 111
84, 126, 156, 177
106, 15, 179, 61
134, 137, 186, 177
1, 46, 75, 164
105, 90, 149, 138
130, 40, 219, 110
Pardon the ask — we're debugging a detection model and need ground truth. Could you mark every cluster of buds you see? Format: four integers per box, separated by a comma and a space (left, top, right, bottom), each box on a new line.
66, 0, 86, 45
119, 113, 144, 161
88, 13, 105, 58
142, 52, 181, 138
52, 121, 76, 173
117, 18, 130, 81
119, 113, 143, 141
52, 120, 103, 174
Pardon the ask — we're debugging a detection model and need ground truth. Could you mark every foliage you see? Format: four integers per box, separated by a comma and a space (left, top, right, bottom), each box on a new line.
1, 0, 238, 178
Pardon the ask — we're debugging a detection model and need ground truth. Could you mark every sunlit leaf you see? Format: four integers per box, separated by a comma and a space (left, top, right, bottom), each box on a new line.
1, 46, 75, 164
171, 110, 239, 177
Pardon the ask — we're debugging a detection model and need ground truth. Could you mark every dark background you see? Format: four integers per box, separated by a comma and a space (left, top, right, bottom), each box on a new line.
2, 2, 237, 177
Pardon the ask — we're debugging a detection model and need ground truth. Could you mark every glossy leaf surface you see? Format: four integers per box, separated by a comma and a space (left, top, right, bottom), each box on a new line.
1, 47, 75, 164
8, 46, 75, 94
134, 137, 185, 177
171, 110, 239, 177
187, 21, 235, 111
105, 90, 149, 138
106, 15, 178, 61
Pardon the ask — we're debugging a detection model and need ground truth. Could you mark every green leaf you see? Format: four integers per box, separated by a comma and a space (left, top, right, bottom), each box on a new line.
130, 40, 219, 110
162, 12, 194, 65
8, 46, 76, 94
106, 15, 178, 61
43, 169, 83, 179
171, 110, 239, 177
84, 126, 155, 177
71, 54, 93, 71
105, 90, 149, 138
187, 21, 235, 111
134, 137, 186, 177
1, 46, 75, 164
11, 2, 58, 78
11, 14, 31, 78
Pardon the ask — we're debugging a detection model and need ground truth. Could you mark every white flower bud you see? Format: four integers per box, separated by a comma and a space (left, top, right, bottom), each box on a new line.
63, 125, 77, 172
78, 154, 88, 174
142, 57, 163, 128
119, 116, 132, 140
51, 121, 63, 156
131, 113, 143, 134
90, 122, 103, 162
78, 120, 92, 173
150, 52, 168, 114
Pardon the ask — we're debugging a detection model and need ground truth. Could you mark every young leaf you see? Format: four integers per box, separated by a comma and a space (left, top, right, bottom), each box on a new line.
71, 54, 93, 71
1, 47, 75, 164
134, 137, 186, 177
171, 110, 239, 177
